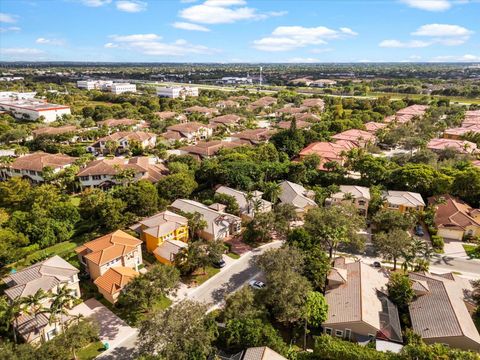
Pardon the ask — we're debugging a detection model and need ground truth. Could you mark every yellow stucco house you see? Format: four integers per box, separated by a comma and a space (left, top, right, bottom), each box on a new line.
383, 190, 425, 213
131, 210, 189, 264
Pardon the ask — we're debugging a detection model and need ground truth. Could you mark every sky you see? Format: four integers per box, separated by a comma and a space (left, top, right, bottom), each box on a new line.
0, 0, 479, 63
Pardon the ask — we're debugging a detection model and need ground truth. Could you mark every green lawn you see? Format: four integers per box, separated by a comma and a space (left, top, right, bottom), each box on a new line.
227, 252, 240, 259
77, 341, 105, 360
463, 244, 480, 259
183, 266, 220, 286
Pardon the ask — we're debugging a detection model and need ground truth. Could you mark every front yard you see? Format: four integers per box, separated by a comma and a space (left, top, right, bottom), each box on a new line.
463, 244, 480, 259
77, 341, 105, 360
183, 266, 220, 286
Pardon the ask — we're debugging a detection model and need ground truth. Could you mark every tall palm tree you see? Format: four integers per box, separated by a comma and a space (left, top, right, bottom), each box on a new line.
21, 289, 49, 342
49, 285, 76, 333
1, 297, 25, 344
264, 181, 281, 204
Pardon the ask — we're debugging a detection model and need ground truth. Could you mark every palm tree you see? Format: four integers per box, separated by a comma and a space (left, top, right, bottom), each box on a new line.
66, 314, 84, 330
245, 190, 254, 215
263, 181, 281, 204
49, 285, 76, 333
1, 297, 25, 344
21, 289, 49, 342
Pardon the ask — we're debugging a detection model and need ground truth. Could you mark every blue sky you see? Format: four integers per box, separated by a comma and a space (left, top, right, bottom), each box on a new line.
0, 0, 479, 62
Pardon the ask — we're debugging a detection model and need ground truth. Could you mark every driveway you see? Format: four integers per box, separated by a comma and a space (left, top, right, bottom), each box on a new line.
69, 298, 138, 351
442, 238, 467, 258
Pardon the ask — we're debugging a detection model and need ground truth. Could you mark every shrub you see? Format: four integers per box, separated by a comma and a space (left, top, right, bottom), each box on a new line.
431, 235, 444, 251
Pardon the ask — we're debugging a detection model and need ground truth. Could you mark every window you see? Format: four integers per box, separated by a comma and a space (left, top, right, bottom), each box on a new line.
345, 329, 351, 340
80, 176, 89, 181
324, 328, 332, 336
29, 170, 36, 175
358, 200, 366, 206
92, 175, 101, 180
368, 334, 375, 340
335, 330, 343, 338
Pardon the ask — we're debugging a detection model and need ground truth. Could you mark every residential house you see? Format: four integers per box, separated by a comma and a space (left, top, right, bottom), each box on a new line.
170, 199, 241, 241
364, 122, 387, 134
294, 112, 321, 122
215, 186, 272, 219
87, 131, 157, 155
278, 180, 317, 218
2, 256, 80, 344
428, 195, 480, 240
32, 125, 78, 139
409, 272, 480, 351
231, 128, 276, 145
130, 210, 189, 264
331, 129, 377, 148
178, 140, 244, 160
75, 230, 142, 303
427, 138, 478, 155
383, 190, 425, 213
240, 347, 287, 360
326, 185, 371, 216
209, 114, 243, 130
277, 119, 311, 130
0, 152, 76, 183
154, 111, 187, 123
385, 104, 428, 125
216, 100, 239, 109
77, 156, 168, 189
323, 257, 402, 344
443, 125, 480, 140
96, 118, 141, 129
184, 106, 218, 117
163, 122, 213, 143
249, 96, 277, 110
298, 140, 356, 171
228, 95, 250, 102
301, 98, 325, 111
275, 106, 308, 116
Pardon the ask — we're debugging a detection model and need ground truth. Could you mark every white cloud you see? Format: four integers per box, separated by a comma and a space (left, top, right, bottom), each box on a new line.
0, 26, 21, 33
400, 0, 452, 11
1, 48, 44, 55
35, 37, 65, 46
430, 54, 480, 62
253, 25, 357, 51
179, 0, 285, 24
116, 1, 147, 12
0, 13, 18, 23
379, 39, 431, 48
104, 42, 119, 48
340, 27, 358, 36
287, 57, 320, 63
180, 0, 198, 3
80, 0, 112, 7
173, 22, 210, 32
412, 23, 472, 37
106, 33, 214, 56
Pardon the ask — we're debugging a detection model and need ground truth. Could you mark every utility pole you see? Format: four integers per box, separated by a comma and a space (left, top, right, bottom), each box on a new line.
259, 66, 263, 86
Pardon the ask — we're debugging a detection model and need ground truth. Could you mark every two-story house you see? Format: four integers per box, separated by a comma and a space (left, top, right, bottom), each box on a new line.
383, 190, 425, 213
2, 256, 80, 344
278, 181, 317, 218
326, 185, 371, 216
130, 210, 189, 264
87, 131, 157, 155
215, 186, 272, 219
162, 122, 214, 144
75, 230, 142, 303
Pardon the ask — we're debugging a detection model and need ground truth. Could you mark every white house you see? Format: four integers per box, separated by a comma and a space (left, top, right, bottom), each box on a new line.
215, 186, 272, 218
156, 86, 199, 99
87, 131, 157, 154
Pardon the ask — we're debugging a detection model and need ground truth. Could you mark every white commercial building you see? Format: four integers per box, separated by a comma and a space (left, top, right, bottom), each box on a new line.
110, 83, 136, 94
156, 86, 198, 99
219, 77, 253, 85
0, 92, 71, 123
76, 80, 113, 90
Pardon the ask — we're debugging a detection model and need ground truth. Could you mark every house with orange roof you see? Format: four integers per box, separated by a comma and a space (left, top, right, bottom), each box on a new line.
163, 121, 213, 144
428, 195, 480, 241
301, 98, 325, 111
87, 131, 157, 155
94, 266, 139, 304
364, 122, 387, 134
298, 140, 356, 171
75, 230, 143, 281
427, 138, 478, 155
443, 124, 480, 140
131, 210, 189, 265
331, 129, 377, 147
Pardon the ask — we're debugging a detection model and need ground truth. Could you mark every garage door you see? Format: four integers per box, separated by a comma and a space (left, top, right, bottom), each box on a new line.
438, 228, 463, 240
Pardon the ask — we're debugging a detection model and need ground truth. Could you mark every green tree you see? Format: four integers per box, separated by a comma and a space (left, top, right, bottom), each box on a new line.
111, 180, 161, 217
387, 272, 414, 312
372, 209, 415, 234
157, 173, 197, 201
303, 291, 328, 349
137, 300, 216, 360
372, 229, 412, 270
223, 287, 265, 322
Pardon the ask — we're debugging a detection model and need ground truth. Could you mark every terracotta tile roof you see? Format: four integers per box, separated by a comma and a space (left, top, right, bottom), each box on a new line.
277, 106, 308, 114
444, 125, 480, 137
75, 230, 142, 266
396, 104, 428, 116
228, 95, 250, 101
167, 121, 211, 134
473, 160, 480, 168
97, 118, 138, 127
3, 255, 79, 301
277, 120, 311, 130
210, 114, 242, 125
409, 272, 480, 347
32, 125, 78, 137
325, 258, 402, 343
93, 131, 156, 146
184, 106, 218, 115
302, 98, 325, 109
242, 346, 287, 360
462, 118, 480, 127
8, 152, 76, 172
364, 122, 387, 133
216, 100, 239, 107
294, 112, 321, 122
154, 111, 186, 121
299, 141, 355, 170
428, 195, 480, 230
427, 138, 478, 154
232, 128, 275, 144
179, 140, 244, 157
250, 96, 277, 108
332, 129, 376, 147
94, 266, 138, 295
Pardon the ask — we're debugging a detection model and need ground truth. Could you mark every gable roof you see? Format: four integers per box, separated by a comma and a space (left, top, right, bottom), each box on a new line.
166, 121, 211, 134
153, 239, 188, 262
427, 138, 478, 154
3, 255, 79, 301
94, 266, 138, 295
242, 347, 287, 360
324, 258, 402, 343
8, 152, 76, 172
210, 114, 242, 125
132, 210, 188, 238
216, 186, 271, 213
179, 140, 244, 158
97, 118, 138, 127
409, 272, 480, 347
331, 129, 376, 146
92, 131, 156, 147
32, 125, 78, 137
330, 185, 371, 201
384, 190, 425, 207
75, 230, 142, 266
278, 181, 317, 209
364, 122, 387, 133
428, 195, 480, 230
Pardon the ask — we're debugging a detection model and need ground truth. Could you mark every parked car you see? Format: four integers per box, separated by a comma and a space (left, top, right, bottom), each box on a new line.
373, 261, 382, 268
415, 224, 425, 237
212, 259, 226, 268
249, 280, 266, 290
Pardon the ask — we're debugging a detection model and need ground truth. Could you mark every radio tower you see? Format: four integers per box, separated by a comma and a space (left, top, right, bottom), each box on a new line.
259, 66, 263, 86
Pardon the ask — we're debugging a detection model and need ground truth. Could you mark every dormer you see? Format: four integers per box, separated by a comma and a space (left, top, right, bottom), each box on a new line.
412, 279, 430, 296
327, 267, 348, 288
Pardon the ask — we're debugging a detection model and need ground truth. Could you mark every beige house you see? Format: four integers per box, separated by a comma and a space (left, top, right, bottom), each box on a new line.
409, 272, 480, 351
278, 181, 317, 218
164, 122, 214, 143
383, 190, 425, 213
2, 256, 81, 344
241, 346, 287, 360
326, 185, 371, 216
323, 257, 402, 344
215, 186, 272, 219
428, 195, 480, 240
